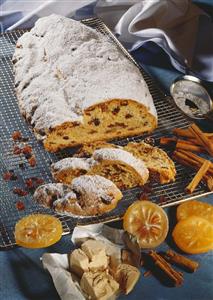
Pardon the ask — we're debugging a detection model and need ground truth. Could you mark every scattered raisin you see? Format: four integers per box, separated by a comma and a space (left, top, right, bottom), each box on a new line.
3, 172, 12, 181
142, 184, 152, 194
159, 195, 167, 203
16, 201, 25, 211
63, 136, 69, 140
34, 178, 44, 186
28, 156, 36, 167
25, 178, 34, 190
3, 171, 17, 181
24, 177, 44, 190
22, 145, 32, 155
139, 193, 149, 200
13, 188, 28, 197
12, 131, 22, 141
13, 145, 22, 155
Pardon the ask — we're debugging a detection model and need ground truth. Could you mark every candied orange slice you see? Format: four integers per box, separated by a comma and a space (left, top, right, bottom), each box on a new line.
177, 200, 213, 224
172, 216, 213, 254
15, 214, 63, 248
123, 201, 168, 248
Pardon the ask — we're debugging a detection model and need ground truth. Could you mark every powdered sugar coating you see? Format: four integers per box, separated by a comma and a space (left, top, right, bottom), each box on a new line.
71, 175, 121, 207
92, 148, 149, 181
13, 14, 157, 137
51, 157, 93, 173
34, 175, 122, 216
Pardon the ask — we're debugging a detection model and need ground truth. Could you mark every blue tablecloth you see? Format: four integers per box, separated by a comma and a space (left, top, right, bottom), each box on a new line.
1, 195, 213, 300
1, 1, 213, 299
1, 55, 213, 299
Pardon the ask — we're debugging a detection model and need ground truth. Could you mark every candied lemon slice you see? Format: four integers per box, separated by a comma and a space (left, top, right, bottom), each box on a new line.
123, 201, 168, 248
172, 216, 213, 254
15, 214, 63, 248
177, 200, 213, 224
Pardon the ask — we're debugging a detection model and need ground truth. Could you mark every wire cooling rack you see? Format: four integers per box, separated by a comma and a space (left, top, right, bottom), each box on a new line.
0, 18, 212, 249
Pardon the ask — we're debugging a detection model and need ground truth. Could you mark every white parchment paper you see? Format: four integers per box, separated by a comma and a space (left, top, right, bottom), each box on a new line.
42, 224, 125, 300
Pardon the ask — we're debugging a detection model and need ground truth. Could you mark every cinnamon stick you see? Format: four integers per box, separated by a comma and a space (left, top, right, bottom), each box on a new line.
173, 128, 213, 139
187, 138, 205, 146
164, 250, 199, 273
160, 137, 177, 145
176, 150, 213, 175
173, 151, 213, 191
185, 160, 211, 193
173, 128, 194, 138
149, 251, 183, 286
206, 176, 213, 191
189, 124, 213, 156
176, 141, 205, 153
173, 149, 213, 175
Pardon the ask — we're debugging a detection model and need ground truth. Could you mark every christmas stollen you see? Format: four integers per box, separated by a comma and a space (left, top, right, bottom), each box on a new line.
51, 148, 149, 189
13, 14, 157, 152
74, 141, 176, 184
34, 175, 122, 216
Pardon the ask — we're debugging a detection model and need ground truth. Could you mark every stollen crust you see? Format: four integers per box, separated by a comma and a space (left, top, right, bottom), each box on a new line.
13, 14, 157, 152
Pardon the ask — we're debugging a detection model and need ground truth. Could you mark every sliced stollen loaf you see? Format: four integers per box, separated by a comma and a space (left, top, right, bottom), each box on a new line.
124, 142, 176, 184
34, 175, 122, 216
51, 148, 149, 189
13, 14, 157, 152
75, 141, 176, 184
51, 157, 93, 185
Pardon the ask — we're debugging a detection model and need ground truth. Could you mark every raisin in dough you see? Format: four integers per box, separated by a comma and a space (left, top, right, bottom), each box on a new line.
51, 148, 149, 189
